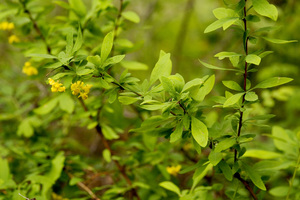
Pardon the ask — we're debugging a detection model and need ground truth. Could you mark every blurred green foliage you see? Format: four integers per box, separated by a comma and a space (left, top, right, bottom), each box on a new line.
0, 0, 299, 200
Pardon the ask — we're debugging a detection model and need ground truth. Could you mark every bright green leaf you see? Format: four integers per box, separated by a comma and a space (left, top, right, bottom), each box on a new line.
223, 93, 244, 107
101, 31, 114, 63
262, 37, 298, 44
118, 96, 139, 105
246, 54, 261, 65
204, 17, 239, 33
191, 117, 208, 147
222, 81, 243, 91
17, 119, 34, 138
34, 97, 59, 115
122, 11, 140, 23
199, 60, 240, 72
254, 77, 293, 89
252, 0, 278, 21
215, 52, 242, 60
242, 150, 281, 159
73, 26, 83, 53
103, 149, 111, 163
150, 52, 172, 85
209, 150, 223, 166
215, 138, 236, 152
159, 181, 181, 196
245, 92, 258, 101
102, 124, 119, 140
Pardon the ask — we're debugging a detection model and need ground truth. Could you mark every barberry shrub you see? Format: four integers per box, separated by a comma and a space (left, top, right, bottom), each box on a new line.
0, 0, 299, 200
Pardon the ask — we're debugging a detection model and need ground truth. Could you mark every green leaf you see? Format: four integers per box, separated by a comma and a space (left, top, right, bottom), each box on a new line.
223, 93, 244, 107
192, 75, 215, 102
245, 92, 258, 101
252, 0, 278, 21
69, 0, 87, 16
118, 96, 139, 105
66, 32, 73, 56
222, 81, 243, 91
122, 11, 140, 23
0, 158, 10, 182
272, 126, 292, 152
246, 54, 261, 65
161, 76, 176, 95
204, 17, 239, 33
209, 150, 223, 166
103, 55, 125, 68
159, 181, 181, 196
191, 117, 208, 147
45, 151, 65, 184
192, 163, 213, 190
199, 60, 240, 72
262, 37, 298, 44
27, 53, 57, 59
69, 177, 83, 186
218, 160, 233, 181
242, 162, 266, 190
87, 55, 101, 66
150, 52, 172, 85
242, 150, 281, 159
73, 26, 83, 53
254, 77, 293, 89
213, 8, 238, 19
269, 186, 289, 197
182, 78, 205, 92
102, 124, 119, 140
103, 149, 111, 163
121, 60, 148, 70
44, 62, 62, 69
17, 119, 34, 138
34, 97, 59, 115
215, 138, 236, 152
214, 52, 242, 60
170, 121, 183, 143
59, 93, 74, 114
76, 68, 94, 76
101, 31, 114, 63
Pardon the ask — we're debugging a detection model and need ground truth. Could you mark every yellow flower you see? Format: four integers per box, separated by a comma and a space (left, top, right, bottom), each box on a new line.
0, 22, 14, 30
22, 62, 38, 76
48, 78, 66, 93
71, 81, 92, 99
8, 35, 20, 44
166, 165, 182, 176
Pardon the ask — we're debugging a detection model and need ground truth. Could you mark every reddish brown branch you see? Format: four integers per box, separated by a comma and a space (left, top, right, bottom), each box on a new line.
79, 99, 141, 200
234, 173, 258, 200
19, 0, 51, 54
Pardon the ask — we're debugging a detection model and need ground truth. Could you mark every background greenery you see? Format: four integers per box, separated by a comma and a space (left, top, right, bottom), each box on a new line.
0, 0, 299, 199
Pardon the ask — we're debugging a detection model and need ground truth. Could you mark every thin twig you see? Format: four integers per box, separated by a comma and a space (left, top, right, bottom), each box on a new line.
78, 99, 141, 200
234, 173, 258, 200
234, 0, 249, 162
110, 0, 124, 57
19, 0, 51, 54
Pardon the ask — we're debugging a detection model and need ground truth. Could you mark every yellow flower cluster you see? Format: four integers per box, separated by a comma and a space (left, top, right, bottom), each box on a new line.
48, 78, 66, 93
0, 22, 14, 30
166, 165, 181, 176
22, 62, 38, 76
71, 81, 92, 100
8, 35, 20, 44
